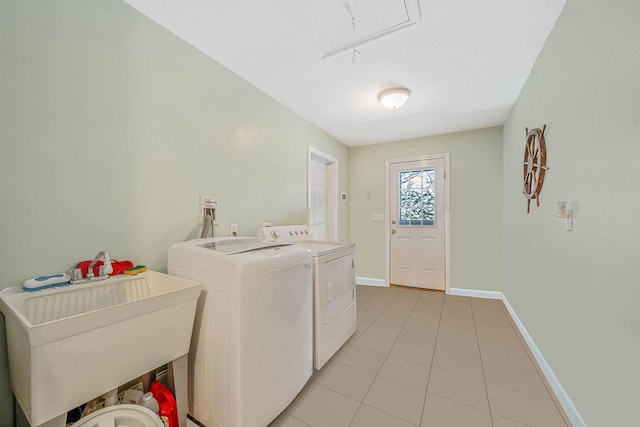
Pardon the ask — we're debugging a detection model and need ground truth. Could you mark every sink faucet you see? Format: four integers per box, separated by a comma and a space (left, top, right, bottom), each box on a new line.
86, 250, 113, 279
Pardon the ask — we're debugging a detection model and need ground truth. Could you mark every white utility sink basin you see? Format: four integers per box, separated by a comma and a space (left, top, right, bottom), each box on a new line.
0, 271, 202, 427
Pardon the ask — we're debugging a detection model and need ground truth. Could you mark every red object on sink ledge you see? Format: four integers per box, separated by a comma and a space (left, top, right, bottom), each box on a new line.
76, 259, 134, 278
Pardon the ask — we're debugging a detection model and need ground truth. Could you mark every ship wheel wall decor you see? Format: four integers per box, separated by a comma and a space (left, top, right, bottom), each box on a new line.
523, 124, 548, 213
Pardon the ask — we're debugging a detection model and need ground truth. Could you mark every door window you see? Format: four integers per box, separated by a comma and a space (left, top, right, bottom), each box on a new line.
398, 168, 435, 226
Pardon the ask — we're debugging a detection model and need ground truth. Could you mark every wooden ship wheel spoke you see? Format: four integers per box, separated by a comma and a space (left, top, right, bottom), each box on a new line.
523, 125, 548, 213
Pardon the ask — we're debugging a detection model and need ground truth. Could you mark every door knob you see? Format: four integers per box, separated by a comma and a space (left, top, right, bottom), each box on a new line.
391, 229, 397, 234
392, 220, 396, 224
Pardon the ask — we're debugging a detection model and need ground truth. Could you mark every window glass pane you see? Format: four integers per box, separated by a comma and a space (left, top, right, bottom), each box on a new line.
398, 168, 436, 226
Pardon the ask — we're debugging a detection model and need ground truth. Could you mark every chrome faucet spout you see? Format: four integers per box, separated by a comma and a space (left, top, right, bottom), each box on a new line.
86, 250, 111, 279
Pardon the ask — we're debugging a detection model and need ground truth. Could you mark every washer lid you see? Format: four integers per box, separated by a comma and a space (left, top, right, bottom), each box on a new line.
168, 237, 312, 278
200, 238, 291, 254
71, 404, 163, 427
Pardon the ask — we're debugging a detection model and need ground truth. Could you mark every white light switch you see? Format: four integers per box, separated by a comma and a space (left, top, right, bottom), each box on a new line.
327, 283, 333, 301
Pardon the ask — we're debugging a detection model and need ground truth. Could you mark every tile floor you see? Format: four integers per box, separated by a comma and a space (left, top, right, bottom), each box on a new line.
270, 285, 571, 427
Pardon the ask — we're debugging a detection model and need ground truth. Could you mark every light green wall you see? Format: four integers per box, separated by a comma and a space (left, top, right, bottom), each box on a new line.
0, 1, 348, 424
503, 0, 639, 425
350, 127, 503, 291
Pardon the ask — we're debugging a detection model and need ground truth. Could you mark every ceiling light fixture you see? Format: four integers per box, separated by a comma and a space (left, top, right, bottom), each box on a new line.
378, 88, 411, 109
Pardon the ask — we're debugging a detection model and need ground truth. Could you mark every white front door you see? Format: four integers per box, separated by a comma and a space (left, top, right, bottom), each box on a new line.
388, 156, 448, 290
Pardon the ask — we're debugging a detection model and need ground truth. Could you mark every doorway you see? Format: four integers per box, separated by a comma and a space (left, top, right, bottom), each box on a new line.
386, 154, 450, 291
308, 147, 338, 241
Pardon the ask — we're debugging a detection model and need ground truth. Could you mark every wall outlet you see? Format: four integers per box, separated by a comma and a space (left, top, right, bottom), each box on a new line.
199, 195, 219, 225
231, 224, 238, 236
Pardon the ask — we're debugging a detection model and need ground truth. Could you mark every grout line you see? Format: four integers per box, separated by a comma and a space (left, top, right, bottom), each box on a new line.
418, 288, 444, 427
470, 295, 496, 427
350, 286, 427, 426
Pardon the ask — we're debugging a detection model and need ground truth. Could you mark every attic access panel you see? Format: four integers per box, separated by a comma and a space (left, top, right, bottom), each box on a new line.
271, 0, 421, 59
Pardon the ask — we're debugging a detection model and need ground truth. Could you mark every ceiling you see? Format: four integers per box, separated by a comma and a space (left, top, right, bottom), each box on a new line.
122, 0, 565, 147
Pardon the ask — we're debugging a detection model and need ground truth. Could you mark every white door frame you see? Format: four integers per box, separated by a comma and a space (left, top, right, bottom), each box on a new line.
385, 154, 450, 292
308, 146, 338, 241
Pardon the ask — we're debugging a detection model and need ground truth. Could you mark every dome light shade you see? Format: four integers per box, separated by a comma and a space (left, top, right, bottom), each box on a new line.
378, 88, 411, 109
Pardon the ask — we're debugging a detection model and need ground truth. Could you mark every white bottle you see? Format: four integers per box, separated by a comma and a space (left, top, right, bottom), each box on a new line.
122, 388, 144, 405
141, 392, 159, 414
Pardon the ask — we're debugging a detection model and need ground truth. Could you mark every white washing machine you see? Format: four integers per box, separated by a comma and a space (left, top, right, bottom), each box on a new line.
257, 225, 356, 370
168, 237, 313, 427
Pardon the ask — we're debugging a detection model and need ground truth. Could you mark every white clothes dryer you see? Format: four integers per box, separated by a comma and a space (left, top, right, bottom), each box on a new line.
257, 225, 356, 370
168, 237, 313, 427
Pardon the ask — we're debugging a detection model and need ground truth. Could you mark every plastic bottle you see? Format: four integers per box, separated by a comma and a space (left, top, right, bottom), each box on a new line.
149, 381, 179, 427
141, 392, 160, 414
122, 388, 144, 405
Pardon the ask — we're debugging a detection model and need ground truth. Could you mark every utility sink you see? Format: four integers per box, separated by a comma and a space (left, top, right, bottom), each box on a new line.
0, 271, 202, 427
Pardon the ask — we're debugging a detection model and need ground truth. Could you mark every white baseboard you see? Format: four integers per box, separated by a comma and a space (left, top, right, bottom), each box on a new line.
355, 277, 387, 287
450, 288, 586, 427
448, 288, 503, 300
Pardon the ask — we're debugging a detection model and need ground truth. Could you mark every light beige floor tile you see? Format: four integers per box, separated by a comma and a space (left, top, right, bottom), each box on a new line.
269, 413, 310, 427
432, 350, 484, 381
309, 361, 336, 384
411, 302, 442, 314
475, 318, 517, 336
473, 308, 508, 321
397, 328, 437, 347
378, 356, 431, 390
491, 414, 533, 427
357, 309, 379, 322
412, 298, 442, 307
339, 345, 387, 374
477, 330, 526, 351
342, 290, 564, 427
437, 324, 478, 342
438, 315, 475, 329
366, 322, 403, 339
369, 296, 395, 305
435, 335, 480, 359
364, 377, 426, 425
389, 340, 434, 366
353, 332, 395, 355
359, 303, 386, 314
470, 298, 502, 309
389, 300, 417, 310
374, 313, 408, 328
444, 307, 473, 315
427, 368, 489, 411
443, 295, 472, 305
285, 381, 316, 414
409, 310, 442, 323
357, 318, 373, 332
480, 344, 536, 372
402, 318, 439, 334
383, 307, 413, 319
345, 329, 363, 346
290, 385, 359, 427
482, 360, 551, 398
329, 342, 352, 363
421, 393, 492, 427
487, 383, 567, 427
318, 362, 376, 401
349, 404, 417, 427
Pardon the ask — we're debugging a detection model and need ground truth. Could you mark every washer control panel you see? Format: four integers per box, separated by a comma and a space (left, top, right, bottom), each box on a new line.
257, 225, 311, 242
